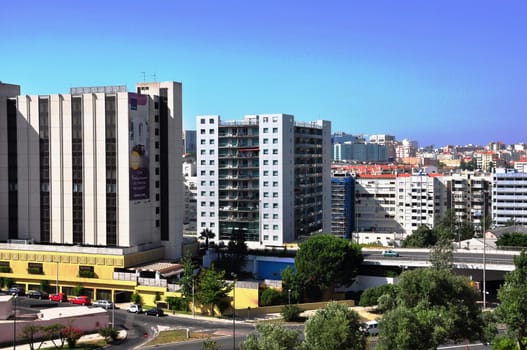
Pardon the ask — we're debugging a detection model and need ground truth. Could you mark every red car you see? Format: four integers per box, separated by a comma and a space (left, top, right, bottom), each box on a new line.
49, 293, 67, 302
69, 296, 91, 306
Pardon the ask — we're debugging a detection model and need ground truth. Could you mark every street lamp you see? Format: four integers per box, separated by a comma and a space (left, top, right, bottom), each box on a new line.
13, 295, 17, 349
56, 261, 59, 295
288, 289, 291, 306
192, 277, 195, 318
482, 191, 487, 309
231, 273, 237, 350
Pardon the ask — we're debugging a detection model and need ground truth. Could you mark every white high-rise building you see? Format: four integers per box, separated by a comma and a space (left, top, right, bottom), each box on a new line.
0, 81, 183, 259
196, 114, 331, 246
492, 168, 527, 226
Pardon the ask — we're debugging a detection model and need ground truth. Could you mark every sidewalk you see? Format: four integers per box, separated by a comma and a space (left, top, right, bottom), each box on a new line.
0, 330, 127, 350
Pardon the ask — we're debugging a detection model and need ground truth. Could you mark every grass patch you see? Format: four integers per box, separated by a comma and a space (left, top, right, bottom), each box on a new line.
42, 340, 107, 349
145, 329, 212, 346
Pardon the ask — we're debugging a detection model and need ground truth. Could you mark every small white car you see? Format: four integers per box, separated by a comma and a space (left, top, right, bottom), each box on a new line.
128, 303, 142, 313
363, 320, 379, 336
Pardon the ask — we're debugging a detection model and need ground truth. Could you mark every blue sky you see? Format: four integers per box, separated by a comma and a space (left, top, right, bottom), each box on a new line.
1, 1, 526, 147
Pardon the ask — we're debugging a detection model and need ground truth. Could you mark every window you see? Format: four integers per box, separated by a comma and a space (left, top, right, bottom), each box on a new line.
210, 170, 215, 175
210, 223, 215, 227
201, 160, 206, 165
273, 160, 278, 165
263, 170, 269, 176
201, 201, 206, 206
201, 222, 206, 227
273, 138, 278, 144
263, 213, 269, 219
201, 139, 206, 144
263, 138, 269, 144
263, 117, 268, 122
209, 212, 214, 217
263, 203, 269, 208
209, 118, 214, 123
263, 181, 269, 187
210, 191, 215, 196
263, 192, 269, 197
273, 171, 278, 176
28, 262, 43, 275
200, 118, 205, 124
263, 235, 269, 240
273, 214, 278, 219
272, 149, 278, 154
200, 129, 206, 134
273, 127, 278, 133
201, 180, 206, 185
210, 201, 215, 207
201, 170, 206, 175
273, 235, 279, 241
263, 160, 269, 165
200, 150, 206, 155
209, 160, 215, 165
273, 203, 278, 208
273, 182, 278, 187
201, 212, 206, 217
209, 129, 215, 134
79, 265, 95, 278
273, 192, 278, 198
263, 127, 269, 133
263, 224, 269, 229
263, 149, 269, 155
209, 150, 215, 155
273, 225, 279, 230
210, 181, 215, 186
209, 139, 215, 145
201, 191, 206, 196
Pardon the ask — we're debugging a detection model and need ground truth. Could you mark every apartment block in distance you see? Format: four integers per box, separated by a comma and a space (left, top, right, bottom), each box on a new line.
492, 168, 527, 226
196, 114, 331, 246
0, 81, 183, 303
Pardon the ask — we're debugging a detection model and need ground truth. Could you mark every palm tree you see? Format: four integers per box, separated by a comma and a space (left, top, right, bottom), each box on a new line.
199, 228, 215, 248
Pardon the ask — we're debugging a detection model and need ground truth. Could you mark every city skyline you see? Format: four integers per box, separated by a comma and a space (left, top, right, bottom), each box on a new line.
1, 0, 526, 146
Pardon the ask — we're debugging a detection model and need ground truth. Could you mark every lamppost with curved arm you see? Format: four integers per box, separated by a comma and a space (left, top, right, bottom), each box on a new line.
13, 295, 17, 349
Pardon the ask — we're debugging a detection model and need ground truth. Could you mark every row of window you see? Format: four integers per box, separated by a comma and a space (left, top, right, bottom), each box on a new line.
263, 235, 279, 241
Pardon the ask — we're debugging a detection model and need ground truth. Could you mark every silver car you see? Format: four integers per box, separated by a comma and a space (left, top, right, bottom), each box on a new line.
93, 299, 114, 309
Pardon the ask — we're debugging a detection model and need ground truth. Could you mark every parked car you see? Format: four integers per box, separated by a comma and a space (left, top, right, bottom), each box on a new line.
362, 320, 379, 336
128, 303, 142, 313
49, 293, 67, 302
381, 250, 399, 257
93, 299, 114, 309
144, 307, 164, 317
69, 296, 91, 306
128, 304, 143, 314
27, 290, 49, 300
8, 287, 25, 296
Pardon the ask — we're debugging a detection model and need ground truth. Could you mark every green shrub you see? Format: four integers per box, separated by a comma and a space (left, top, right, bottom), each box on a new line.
98, 326, 119, 342
359, 284, 396, 307
491, 335, 518, 350
281, 304, 302, 322
131, 292, 142, 304
166, 296, 188, 312
260, 288, 283, 306
155, 291, 162, 302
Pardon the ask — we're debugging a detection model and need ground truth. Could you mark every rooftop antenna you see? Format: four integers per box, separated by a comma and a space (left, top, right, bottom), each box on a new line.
141, 72, 146, 82
151, 73, 157, 82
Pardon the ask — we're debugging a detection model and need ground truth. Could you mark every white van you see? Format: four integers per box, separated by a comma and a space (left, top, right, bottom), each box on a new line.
363, 320, 379, 336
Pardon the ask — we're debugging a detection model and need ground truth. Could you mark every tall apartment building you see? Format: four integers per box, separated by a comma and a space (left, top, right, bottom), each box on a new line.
354, 172, 447, 236
331, 174, 354, 238
333, 141, 387, 162
196, 114, 331, 246
445, 172, 491, 232
492, 168, 527, 226
183, 157, 197, 231
0, 81, 183, 258
183, 130, 197, 155
369, 134, 396, 161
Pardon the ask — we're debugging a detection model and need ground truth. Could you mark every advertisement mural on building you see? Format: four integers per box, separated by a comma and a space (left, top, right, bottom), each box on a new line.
129, 93, 150, 200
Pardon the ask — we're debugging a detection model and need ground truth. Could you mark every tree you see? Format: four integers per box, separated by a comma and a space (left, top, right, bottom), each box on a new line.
179, 251, 197, 301
98, 327, 119, 343
303, 301, 366, 350
62, 327, 83, 349
377, 268, 484, 349
199, 228, 215, 248
215, 230, 248, 276
131, 292, 142, 304
259, 288, 282, 306
21, 324, 44, 350
240, 322, 302, 350
295, 234, 362, 298
429, 238, 454, 270
203, 337, 221, 350
497, 232, 527, 248
280, 266, 307, 304
196, 266, 232, 316
496, 251, 527, 350
403, 225, 436, 248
